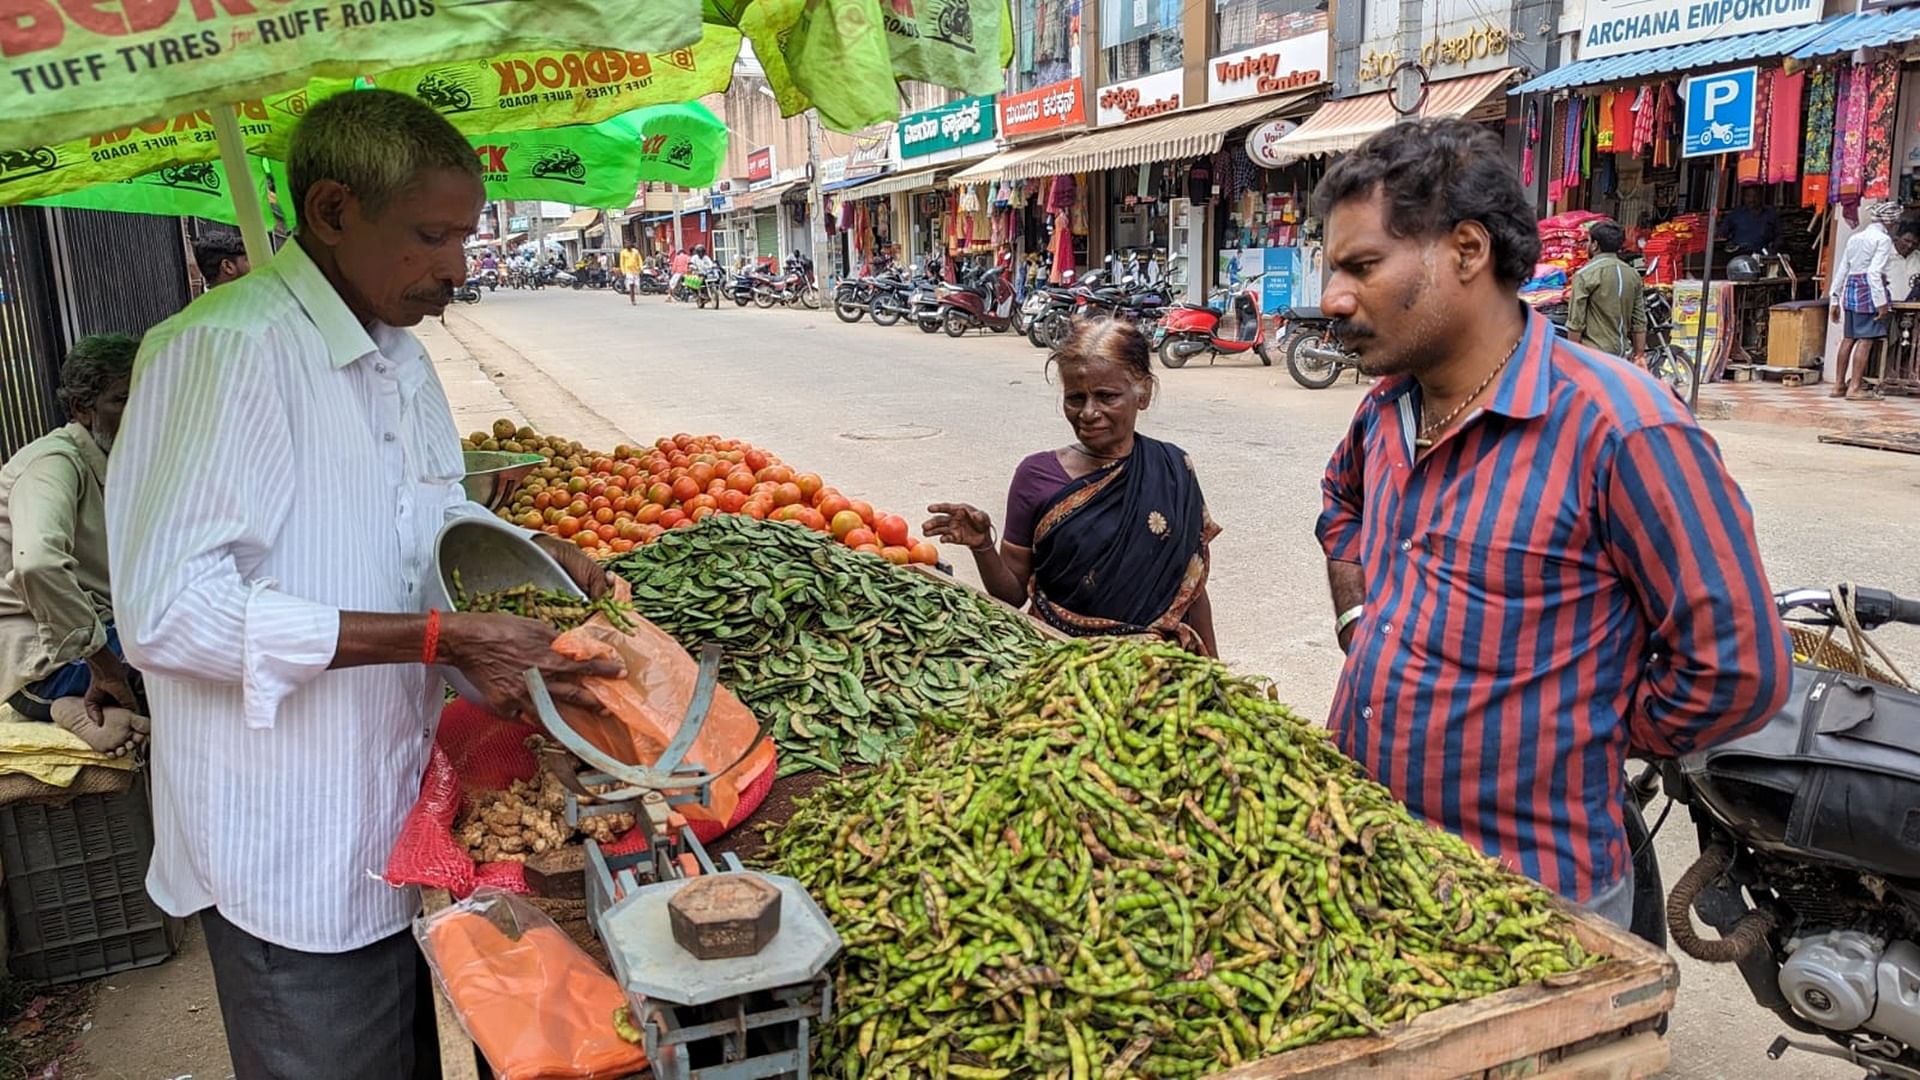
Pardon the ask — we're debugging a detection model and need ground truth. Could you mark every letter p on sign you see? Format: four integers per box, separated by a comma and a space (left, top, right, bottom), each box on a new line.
1682, 67, 1757, 158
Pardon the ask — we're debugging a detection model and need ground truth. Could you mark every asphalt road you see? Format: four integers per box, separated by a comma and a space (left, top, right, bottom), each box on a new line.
437, 285, 1920, 1079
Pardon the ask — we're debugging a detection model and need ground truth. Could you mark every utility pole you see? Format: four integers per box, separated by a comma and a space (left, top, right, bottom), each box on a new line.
670, 186, 684, 256
806, 108, 830, 291
1393, 0, 1424, 115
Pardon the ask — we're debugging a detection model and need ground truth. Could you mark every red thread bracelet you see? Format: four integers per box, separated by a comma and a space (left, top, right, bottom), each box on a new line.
423, 609, 442, 665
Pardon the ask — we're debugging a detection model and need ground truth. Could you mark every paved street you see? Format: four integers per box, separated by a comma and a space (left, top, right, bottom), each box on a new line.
432, 285, 1920, 1079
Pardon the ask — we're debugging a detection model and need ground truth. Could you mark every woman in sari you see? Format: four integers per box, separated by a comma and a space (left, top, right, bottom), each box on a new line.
924, 319, 1219, 654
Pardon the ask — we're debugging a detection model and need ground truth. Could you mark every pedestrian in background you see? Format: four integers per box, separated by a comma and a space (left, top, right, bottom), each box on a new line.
1566, 219, 1646, 365
1828, 201, 1900, 399
193, 235, 250, 288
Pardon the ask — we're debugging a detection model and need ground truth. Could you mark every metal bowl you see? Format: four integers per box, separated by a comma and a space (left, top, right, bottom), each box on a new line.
426, 515, 584, 703
462, 450, 545, 511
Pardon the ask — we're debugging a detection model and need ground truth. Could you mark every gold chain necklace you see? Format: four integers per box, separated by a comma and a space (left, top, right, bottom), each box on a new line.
1415, 340, 1520, 449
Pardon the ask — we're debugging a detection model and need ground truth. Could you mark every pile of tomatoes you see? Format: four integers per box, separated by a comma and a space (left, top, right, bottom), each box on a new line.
501, 431, 940, 563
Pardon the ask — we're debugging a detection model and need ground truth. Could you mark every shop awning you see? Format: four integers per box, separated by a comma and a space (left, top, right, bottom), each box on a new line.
949, 142, 1059, 186
858, 164, 950, 198
823, 173, 883, 194
1001, 91, 1320, 182
1792, 7, 1920, 60
1270, 70, 1514, 160
558, 208, 601, 231
1511, 21, 1836, 95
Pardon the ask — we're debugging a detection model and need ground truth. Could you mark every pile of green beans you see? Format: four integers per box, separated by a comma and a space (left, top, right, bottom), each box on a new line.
770, 639, 1596, 1078
607, 516, 1046, 776
451, 573, 638, 633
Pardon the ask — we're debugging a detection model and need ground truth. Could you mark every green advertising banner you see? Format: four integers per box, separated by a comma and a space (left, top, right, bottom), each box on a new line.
29, 156, 273, 226
0, 91, 305, 206
470, 102, 726, 206
897, 93, 995, 160
346, 28, 743, 150
0, 0, 702, 151
739, 0, 1012, 133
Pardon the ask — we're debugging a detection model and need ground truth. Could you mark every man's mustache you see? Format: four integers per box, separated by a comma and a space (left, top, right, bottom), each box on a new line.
409, 285, 454, 306
1330, 319, 1372, 343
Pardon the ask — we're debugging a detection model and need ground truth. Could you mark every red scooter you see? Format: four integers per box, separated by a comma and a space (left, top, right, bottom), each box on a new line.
938, 262, 1018, 336
1156, 273, 1273, 368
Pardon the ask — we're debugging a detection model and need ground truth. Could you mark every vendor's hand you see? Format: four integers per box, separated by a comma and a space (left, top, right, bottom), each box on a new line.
83, 647, 139, 725
439, 612, 624, 724
924, 503, 995, 550
531, 531, 613, 600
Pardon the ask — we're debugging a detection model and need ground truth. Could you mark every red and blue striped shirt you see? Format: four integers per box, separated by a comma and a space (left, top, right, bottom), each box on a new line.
1317, 308, 1791, 902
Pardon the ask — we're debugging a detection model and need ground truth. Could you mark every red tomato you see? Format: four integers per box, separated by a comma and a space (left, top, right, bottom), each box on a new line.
744, 501, 769, 521
658, 509, 688, 530
773, 504, 808, 523
609, 538, 635, 553
816, 493, 852, 520
594, 507, 615, 524
798, 508, 827, 531
848, 499, 875, 525
646, 482, 673, 505
719, 490, 748, 513
852, 543, 883, 555
743, 448, 771, 472
880, 546, 911, 565
843, 527, 878, 549
725, 470, 756, 494
574, 531, 601, 550
555, 516, 582, 538
757, 464, 795, 485
875, 514, 909, 547
830, 510, 864, 539
567, 499, 590, 518
795, 473, 823, 501
671, 476, 701, 503
689, 462, 716, 488
596, 523, 618, 540
636, 503, 664, 525
690, 506, 715, 522
772, 483, 804, 508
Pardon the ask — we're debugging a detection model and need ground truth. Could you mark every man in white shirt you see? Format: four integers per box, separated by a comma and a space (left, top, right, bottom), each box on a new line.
1827, 200, 1901, 399
107, 90, 618, 1079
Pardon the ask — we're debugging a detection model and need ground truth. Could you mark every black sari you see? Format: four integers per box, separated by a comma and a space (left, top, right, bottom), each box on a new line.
1027, 434, 1217, 646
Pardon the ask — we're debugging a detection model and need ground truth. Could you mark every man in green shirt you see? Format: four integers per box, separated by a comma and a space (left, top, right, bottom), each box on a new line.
1566, 219, 1647, 364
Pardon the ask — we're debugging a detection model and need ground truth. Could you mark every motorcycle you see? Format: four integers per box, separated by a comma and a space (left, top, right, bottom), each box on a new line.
673, 269, 723, 308
453, 278, 482, 304
1158, 273, 1273, 368
938, 264, 1019, 336
728, 266, 768, 307
755, 254, 819, 309
1278, 306, 1357, 390
1638, 584, 1920, 1079
1025, 271, 1095, 350
868, 266, 916, 327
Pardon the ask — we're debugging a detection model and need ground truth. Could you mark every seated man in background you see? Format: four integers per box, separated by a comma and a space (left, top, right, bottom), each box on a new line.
194, 234, 250, 288
0, 334, 147, 753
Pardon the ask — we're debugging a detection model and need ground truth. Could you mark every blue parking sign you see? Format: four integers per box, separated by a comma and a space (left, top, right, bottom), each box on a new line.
1682, 68, 1757, 158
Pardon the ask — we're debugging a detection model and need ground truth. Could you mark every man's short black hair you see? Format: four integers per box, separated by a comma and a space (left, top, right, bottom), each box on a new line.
1312, 119, 1541, 287
1588, 220, 1626, 254
194, 233, 246, 281
57, 333, 139, 416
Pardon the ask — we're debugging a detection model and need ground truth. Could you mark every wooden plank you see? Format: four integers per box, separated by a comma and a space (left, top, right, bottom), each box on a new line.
422, 888, 486, 1080
1211, 905, 1676, 1080
1531, 1031, 1669, 1080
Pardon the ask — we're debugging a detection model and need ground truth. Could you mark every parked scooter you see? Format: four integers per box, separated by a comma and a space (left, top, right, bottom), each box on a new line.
1278, 307, 1355, 389
453, 279, 483, 304
755, 254, 819, 309
1630, 583, 1920, 1080
938, 263, 1018, 336
1158, 273, 1273, 368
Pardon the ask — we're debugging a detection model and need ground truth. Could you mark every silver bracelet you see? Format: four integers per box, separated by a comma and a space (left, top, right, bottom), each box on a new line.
1335, 605, 1364, 632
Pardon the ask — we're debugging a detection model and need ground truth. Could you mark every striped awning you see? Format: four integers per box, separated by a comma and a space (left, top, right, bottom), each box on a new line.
856, 164, 951, 198
558, 208, 601, 231
1269, 69, 1515, 160
949, 142, 1061, 186
1000, 91, 1320, 182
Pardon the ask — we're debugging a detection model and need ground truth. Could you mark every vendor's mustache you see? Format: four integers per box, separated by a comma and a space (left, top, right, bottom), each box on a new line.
1330, 319, 1373, 343
409, 285, 453, 305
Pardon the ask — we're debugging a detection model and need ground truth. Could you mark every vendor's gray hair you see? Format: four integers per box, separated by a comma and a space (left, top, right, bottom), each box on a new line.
57, 333, 138, 416
286, 88, 480, 223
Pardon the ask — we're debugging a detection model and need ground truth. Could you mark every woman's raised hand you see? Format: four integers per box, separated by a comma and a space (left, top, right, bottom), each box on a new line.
923, 503, 995, 550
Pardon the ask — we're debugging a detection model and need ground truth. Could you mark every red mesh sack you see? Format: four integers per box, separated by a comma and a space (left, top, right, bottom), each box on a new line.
385, 701, 776, 897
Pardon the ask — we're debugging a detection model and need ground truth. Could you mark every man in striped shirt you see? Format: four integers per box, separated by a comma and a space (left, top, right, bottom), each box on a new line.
1313, 120, 1790, 928
107, 91, 618, 1078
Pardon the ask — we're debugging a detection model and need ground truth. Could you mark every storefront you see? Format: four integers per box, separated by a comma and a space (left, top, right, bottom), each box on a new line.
946, 78, 1093, 293
890, 94, 1002, 268
1508, 7, 1860, 383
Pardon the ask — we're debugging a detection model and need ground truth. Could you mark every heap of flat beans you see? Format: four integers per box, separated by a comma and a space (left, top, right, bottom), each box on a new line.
771, 639, 1596, 1078
451, 573, 638, 633
607, 516, 1046, 776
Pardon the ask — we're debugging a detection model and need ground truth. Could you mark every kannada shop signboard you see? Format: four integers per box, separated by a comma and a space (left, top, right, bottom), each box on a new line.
1208, 31, 1328, 104
999, 78, 1086, 137
897, 94, 996, 161
1096, 68, 1182, 126
1580, 0, 1819, 60
747, 146, 775, 187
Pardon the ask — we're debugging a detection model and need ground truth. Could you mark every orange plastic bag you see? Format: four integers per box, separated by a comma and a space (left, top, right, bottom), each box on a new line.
419, 890, 645, 1080
548, 580, 773, 825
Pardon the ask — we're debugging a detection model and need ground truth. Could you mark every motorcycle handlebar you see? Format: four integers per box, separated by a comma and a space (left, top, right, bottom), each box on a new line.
1777, 586, 1920, 630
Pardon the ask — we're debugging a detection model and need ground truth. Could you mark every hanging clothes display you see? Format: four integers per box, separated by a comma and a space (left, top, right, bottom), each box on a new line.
1803, 66, 1836, 208
1548, 98, 1567, 203
1050, 210, 1073, 282
1835, 63, 1869, 200
1595, 91, 1617, 152
1737, 68, 1771, 186
1766, 68, 1804, 185
1864, 58, 1898, 201
1630, 85, 1655, 157
1046, 173, 1075, 214
1611, 91, 1636, 150
1522, 100, 1540, 186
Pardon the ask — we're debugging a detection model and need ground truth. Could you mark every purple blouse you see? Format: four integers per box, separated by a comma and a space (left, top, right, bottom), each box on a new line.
1003, 451, 1074, 547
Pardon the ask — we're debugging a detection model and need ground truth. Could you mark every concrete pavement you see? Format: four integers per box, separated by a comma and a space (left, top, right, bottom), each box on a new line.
433, 286, 1920, 1080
